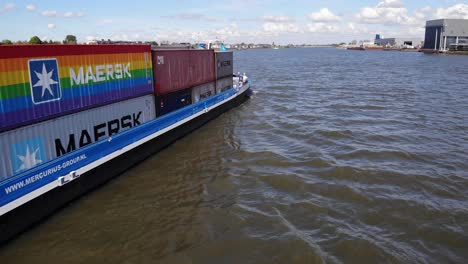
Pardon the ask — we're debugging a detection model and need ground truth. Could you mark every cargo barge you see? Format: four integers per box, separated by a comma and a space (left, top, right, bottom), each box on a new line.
0, 45, 251, 243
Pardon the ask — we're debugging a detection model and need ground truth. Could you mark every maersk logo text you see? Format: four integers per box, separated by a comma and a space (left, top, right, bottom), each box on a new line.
54, 111, 143, 157
69, 63, 131, 86
28, 58, 62, 104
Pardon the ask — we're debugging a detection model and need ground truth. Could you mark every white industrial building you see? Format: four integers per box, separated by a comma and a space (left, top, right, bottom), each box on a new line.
375, 38, 423, 48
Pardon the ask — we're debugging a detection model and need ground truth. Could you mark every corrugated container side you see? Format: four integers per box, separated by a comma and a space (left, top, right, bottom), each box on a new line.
0, 45, 153, 133
216, 76, 233, 94
192, 82, 216, 103
215, 51, 233, 79
152, 50, 215, 95
0, 95, 156, 181
152, 50, 190, 96
156, 88, 192, 117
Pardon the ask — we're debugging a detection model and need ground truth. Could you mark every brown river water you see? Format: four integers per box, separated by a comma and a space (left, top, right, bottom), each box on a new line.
0, 48, 467, 263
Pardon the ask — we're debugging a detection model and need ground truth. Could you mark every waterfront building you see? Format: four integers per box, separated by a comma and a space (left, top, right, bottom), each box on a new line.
423, 19, 468, 51
375, 38, 423, 48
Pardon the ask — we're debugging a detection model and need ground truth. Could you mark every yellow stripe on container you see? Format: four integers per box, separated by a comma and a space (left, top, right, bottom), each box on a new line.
0, 60, 148, 87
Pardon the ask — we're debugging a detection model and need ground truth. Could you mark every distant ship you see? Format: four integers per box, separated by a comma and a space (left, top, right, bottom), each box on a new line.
364, 45, 384, 51
347, 45, 384, 51
347, 46, 365, 50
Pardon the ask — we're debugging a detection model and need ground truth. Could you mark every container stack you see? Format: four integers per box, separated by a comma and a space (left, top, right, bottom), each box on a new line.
0, 45, 156, 181
215, 51, 234, 94
152, 49, 216, 116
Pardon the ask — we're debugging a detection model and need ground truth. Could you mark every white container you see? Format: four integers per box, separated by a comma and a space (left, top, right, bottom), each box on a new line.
216, 76, 233, 94
0, 95, 156, 181
191, 82, 216, 103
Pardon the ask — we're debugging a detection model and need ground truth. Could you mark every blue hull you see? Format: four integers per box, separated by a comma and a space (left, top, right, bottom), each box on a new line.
0, 86, 250, 244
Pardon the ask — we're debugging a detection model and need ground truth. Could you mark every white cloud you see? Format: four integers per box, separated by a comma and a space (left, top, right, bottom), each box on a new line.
86, 36, 98, 41
41, 10, 85, 17
308, 8, 341, 22
63, 11, 85, 18
377, 0, 404, 8
435, 4, 468, 19
356, 0, 411, 25
162, 13, 222, 22
306, 23, 339, 33
359, 7, 379, 20
149, 24, 243, 44
0, 3, 15, 13
419, 6, 432, 14
347, 23, 369, 34
263, 15, 294, 23
42, 10, 58, 17
26, 4, 36, 11
356, 2, 468, 27
48, 23, 56, 29
22, 2, 468, 45
209, 23, 241, 39
262, 22, 300, 33
97, 18, 114, 25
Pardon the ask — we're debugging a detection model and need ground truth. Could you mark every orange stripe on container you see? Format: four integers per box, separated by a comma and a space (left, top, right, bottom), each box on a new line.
0, 52, 148, 72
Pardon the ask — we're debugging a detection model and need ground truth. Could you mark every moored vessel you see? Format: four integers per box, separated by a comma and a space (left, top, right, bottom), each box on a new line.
347, 46, 365, 51
0, 44, 252, 243
363, 45, 384, 51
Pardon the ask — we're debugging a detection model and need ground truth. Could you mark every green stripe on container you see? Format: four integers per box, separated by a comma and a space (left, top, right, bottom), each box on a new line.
0, 83, 30, 101
0, 68, 151, 100
60, 68, 149, 89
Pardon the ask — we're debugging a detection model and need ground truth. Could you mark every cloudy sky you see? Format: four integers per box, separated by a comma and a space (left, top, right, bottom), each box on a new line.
1, 0, 467, 44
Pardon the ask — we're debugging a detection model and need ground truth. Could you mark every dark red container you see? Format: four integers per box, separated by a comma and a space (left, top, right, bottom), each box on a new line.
152, 49, 215, 95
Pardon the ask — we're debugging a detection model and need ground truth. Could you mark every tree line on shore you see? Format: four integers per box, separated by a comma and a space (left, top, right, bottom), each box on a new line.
1, 35, 77, 45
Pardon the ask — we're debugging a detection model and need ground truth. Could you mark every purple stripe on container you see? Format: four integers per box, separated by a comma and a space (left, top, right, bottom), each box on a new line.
0, 85, 152, 133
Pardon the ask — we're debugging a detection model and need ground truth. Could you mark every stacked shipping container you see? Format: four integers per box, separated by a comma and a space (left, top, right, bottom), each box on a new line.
0, 45, 156, 181
155, 88, 192, 116
1, 46, 235, 181
0, 45, 154, 132
152, 49, 216, 116
152, 49, 215, 95
215, 51, 234, 94
0, 95, 156, 180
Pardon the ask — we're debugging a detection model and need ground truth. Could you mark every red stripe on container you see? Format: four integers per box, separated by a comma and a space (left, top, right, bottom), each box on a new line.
0, 45, 151, 59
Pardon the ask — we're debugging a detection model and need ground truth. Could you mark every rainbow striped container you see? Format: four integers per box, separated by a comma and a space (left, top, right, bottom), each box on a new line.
0, 45, 154, 132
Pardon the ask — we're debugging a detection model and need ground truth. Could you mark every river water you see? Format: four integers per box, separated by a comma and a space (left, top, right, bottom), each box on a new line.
1, 48, 467, 263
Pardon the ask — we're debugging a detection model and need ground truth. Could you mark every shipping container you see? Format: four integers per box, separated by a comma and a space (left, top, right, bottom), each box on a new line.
192, 82, 216, 103
0, 95, 156, 181
156, 88, 192, 117
215, 51, 233, 79
216, 76, 234, 94
152, 50, 215, 95
0, 45, 153, 133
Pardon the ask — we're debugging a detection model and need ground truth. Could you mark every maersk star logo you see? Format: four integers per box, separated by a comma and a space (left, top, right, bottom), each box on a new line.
28, 59, 62, 104
16, 145, 42, 172
10, 138, 47, 174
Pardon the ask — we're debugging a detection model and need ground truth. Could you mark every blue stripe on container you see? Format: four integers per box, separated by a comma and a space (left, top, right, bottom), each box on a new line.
0, 85, 151, 133
1, 77, 151, 114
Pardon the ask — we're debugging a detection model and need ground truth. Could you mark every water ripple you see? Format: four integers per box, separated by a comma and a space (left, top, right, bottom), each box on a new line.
1, 48, 468, 264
